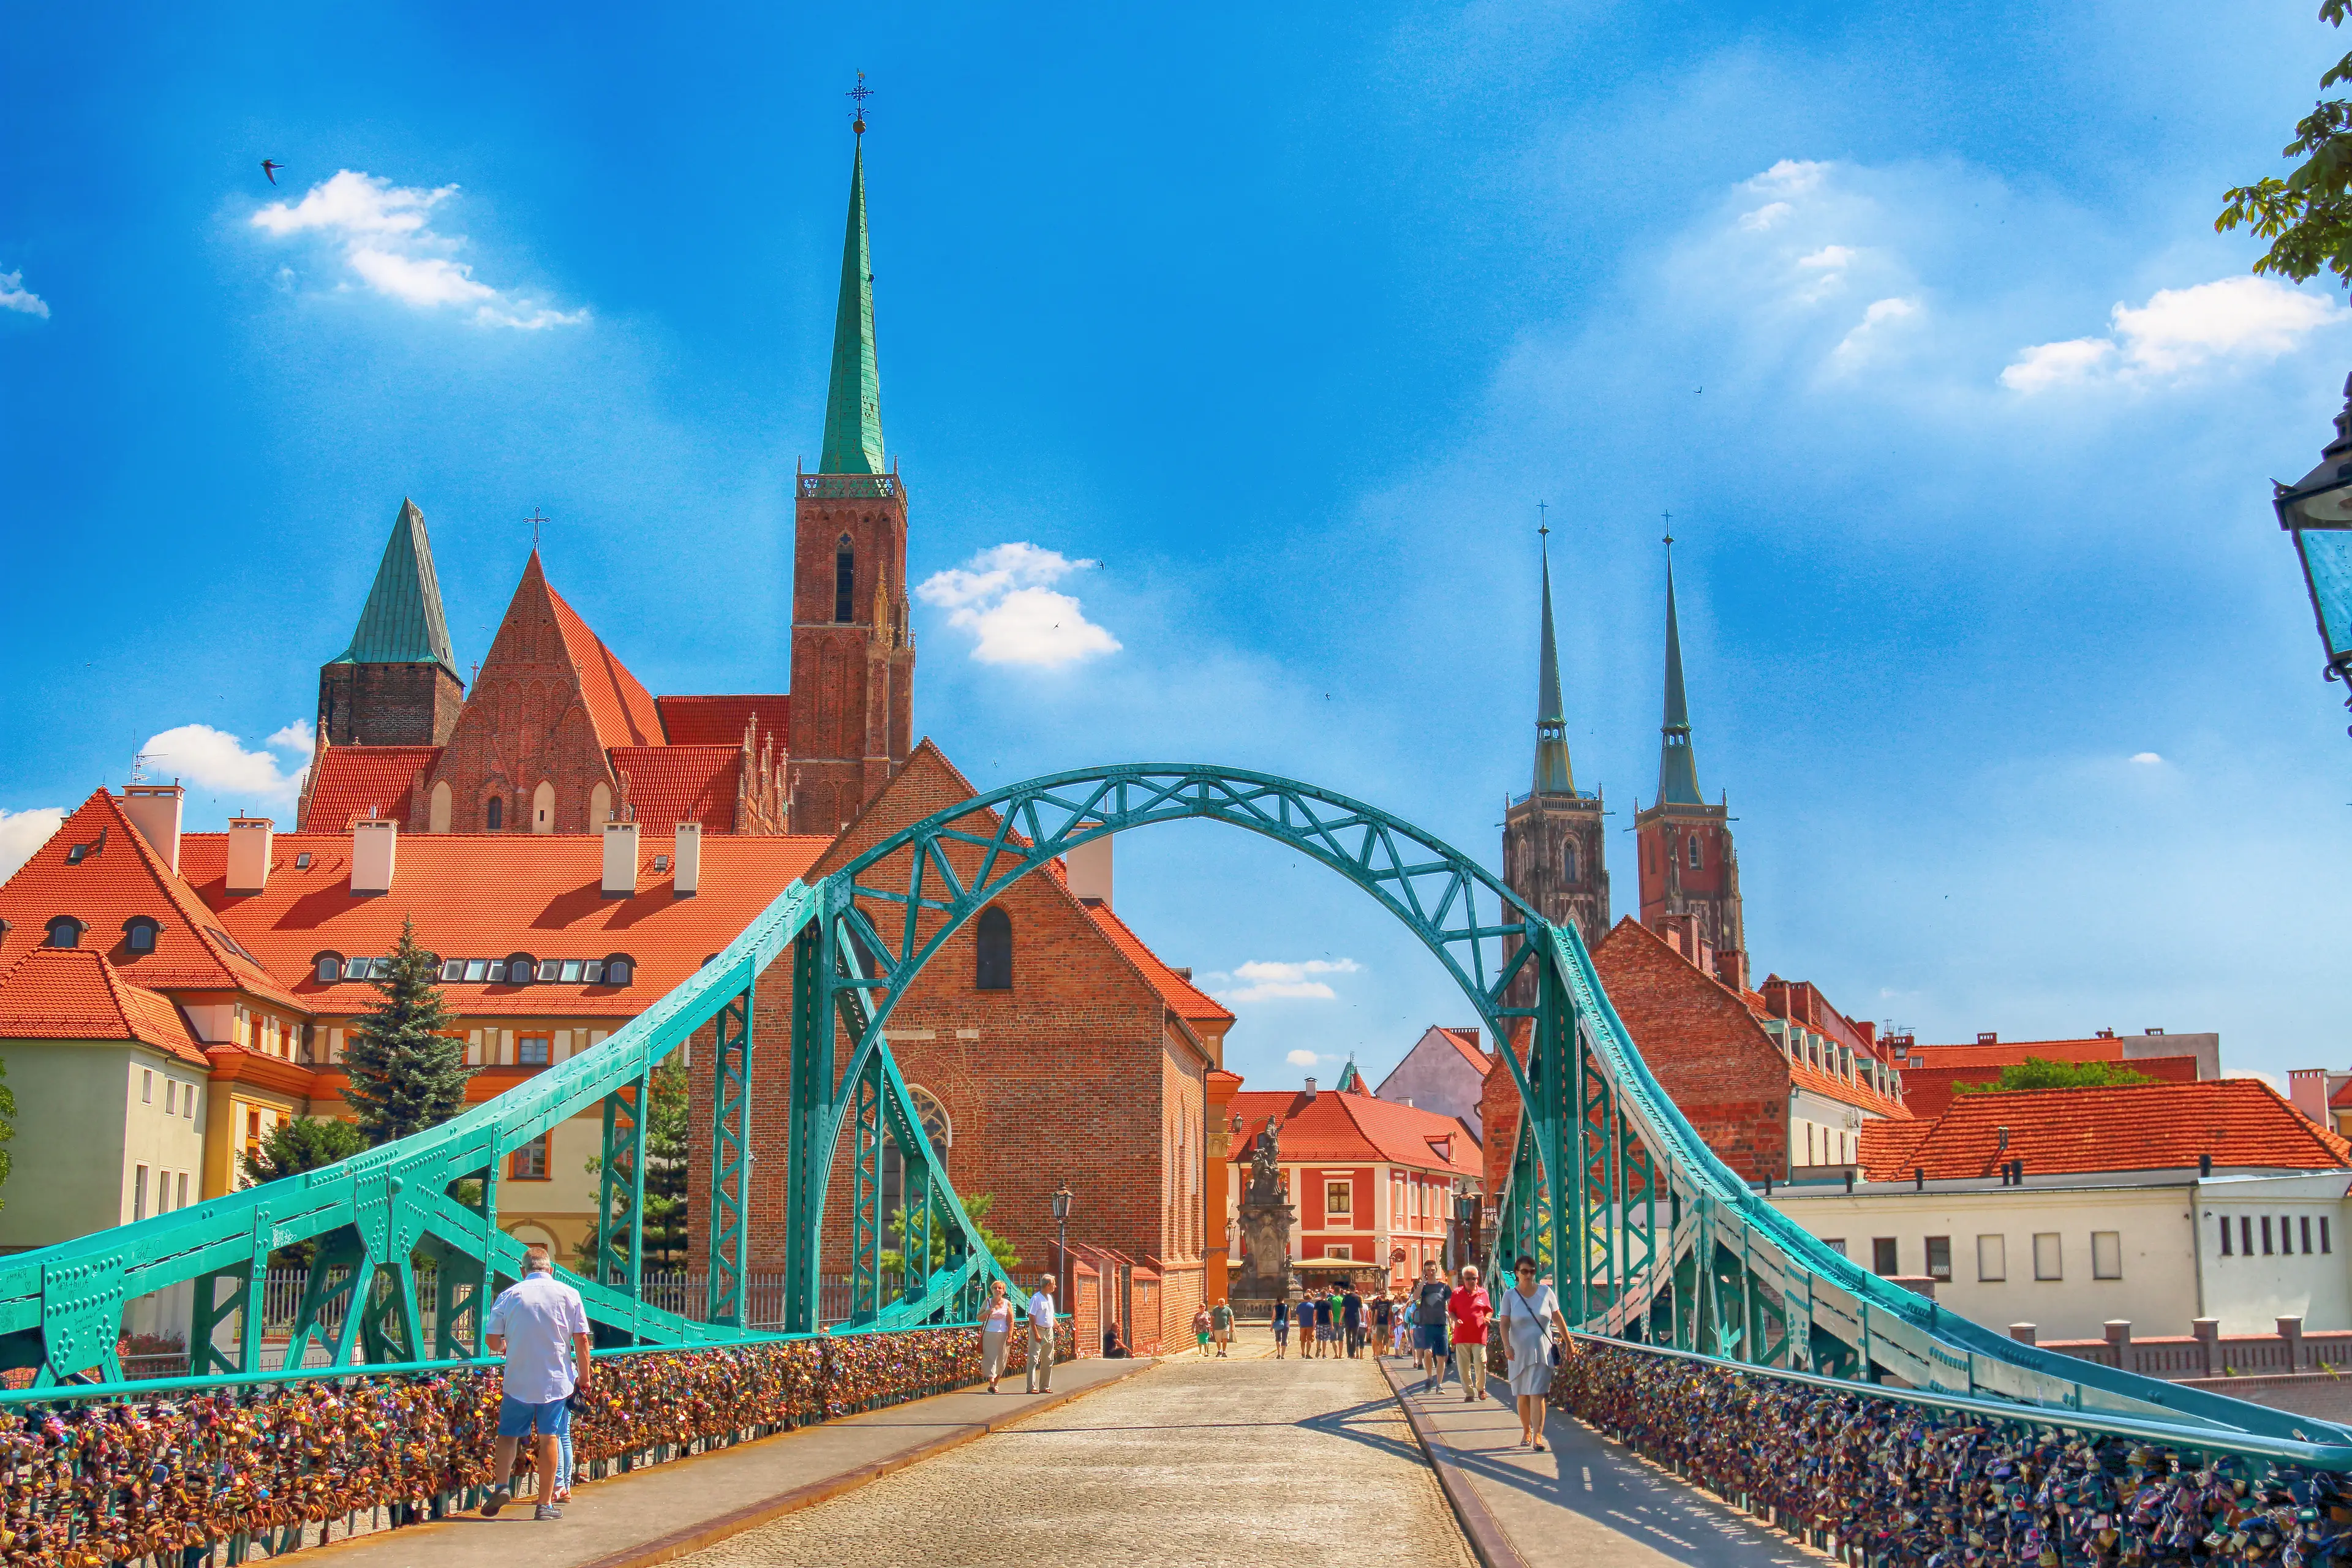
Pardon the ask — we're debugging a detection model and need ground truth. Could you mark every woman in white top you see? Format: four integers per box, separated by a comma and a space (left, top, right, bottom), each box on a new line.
979, 1280, 1017, 1392
1494, 1255, 1570, 1450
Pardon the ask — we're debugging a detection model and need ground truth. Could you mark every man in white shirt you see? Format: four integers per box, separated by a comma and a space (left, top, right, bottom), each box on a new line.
481, 1245, 594, 1521
1024, 1275, 1057, 1393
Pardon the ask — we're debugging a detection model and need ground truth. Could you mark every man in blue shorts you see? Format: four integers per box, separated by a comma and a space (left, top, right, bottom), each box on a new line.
1412, 1259, 1452, 1394
481, 1244, 594, 1521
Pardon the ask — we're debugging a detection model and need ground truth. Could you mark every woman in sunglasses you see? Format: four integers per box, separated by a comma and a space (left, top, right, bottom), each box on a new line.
1494, 1256, 1570, 1450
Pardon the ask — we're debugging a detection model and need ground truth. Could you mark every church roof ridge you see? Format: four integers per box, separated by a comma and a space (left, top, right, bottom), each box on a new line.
330, 499, 461, 681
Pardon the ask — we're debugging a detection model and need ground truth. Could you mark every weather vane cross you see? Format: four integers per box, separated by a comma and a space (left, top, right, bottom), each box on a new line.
526, 507, 551, 549
1662, 508, 1674, 548
848, 71, 872, 135
1537, 500, 1549, 538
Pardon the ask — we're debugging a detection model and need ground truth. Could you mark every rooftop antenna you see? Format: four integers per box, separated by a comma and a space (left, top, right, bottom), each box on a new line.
129, 752, 153, 784
847, 70, 872, 137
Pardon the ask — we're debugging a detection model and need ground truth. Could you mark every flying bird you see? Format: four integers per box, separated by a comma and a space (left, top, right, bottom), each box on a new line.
260, 160, 284, 184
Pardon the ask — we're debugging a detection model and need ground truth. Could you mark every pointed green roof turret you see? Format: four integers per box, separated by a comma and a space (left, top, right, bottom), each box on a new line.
329, 499, 460, 682
818, 139, 885, 475
1335, 1055, 1364, 1093
1657, 540, 1704, 806
1532, 534, 1577, 796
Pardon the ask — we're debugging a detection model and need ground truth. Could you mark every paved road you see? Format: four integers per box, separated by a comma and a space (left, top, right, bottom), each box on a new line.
685, 1350, 1477, 1568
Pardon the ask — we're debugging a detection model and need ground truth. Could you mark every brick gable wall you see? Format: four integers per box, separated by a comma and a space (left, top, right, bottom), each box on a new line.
1592, 917, 1789, 1182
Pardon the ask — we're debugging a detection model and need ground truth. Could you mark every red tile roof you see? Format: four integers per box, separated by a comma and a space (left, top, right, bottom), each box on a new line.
609, 746, 739, 833
1082, 903, 1234, 1025
0, 792, 305, 1010
0, 948, 208, 1066
176, 828, 831, 1018
1789, 1056, 1912, 1121
655, 696, 788, 752
300, 746, 440, 832
1898, 1037, 2133, 1069
543, 570, 665, 748
1226, 1087, 1482, 1177
1857, 1117, 1934, 1180
1899, 1054, 2203, 1119
1435, 1026, 1487, 1073
1858, 1079, 2352, 1182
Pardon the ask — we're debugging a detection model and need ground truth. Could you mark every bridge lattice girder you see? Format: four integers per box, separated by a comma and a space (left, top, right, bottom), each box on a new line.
0, 765, 2340, 1460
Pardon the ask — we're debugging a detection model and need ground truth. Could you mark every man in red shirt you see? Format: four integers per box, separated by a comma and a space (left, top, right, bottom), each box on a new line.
1446, 1264, 1493, 1403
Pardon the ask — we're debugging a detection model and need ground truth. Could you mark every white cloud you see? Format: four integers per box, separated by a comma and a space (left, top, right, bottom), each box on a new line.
2130, 752, 2163, 765
266, 719, 315, 752
2002, 276, 2342, 392
1284, 1049, 1321, 1068
250, 170, 586, 331
1799, 245, 1856, 271
0, 270, 48, 319
1738, 201, 1792, 232
0, 807, 65, 883
916, 543, 1121, 668
1831, 295, 1923, 366
1208, 957, 1363, 1004
140, 724, 309, 804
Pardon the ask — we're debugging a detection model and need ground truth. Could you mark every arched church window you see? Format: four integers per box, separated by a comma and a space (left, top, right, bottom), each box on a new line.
974, 905, 1013, 990
485, 796, 503, 832
1687, 835, 1703, 870
428, 780, 452, 834
1561, 842, 1577, 882
835, 535, 856, 624
908, 1084, 952, 1159
532, 780, 556, 834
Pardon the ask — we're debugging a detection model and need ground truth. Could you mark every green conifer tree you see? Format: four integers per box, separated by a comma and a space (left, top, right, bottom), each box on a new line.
340, 918, 470, 1144
238, 1115, 369, 1185
576, 1055, 692, 1271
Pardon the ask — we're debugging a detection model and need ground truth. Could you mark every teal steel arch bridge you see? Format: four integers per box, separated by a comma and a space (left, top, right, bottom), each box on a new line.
0, 765, 2342, 1461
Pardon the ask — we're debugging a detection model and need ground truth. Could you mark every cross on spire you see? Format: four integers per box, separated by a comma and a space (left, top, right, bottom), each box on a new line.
1662, 508, 1673, 547
847, 71, 871, 136
1537, 499, 1549, 537
525, 508, 551, 549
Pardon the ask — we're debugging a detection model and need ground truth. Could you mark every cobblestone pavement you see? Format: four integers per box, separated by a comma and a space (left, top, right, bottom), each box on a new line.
685, 1352, 1476, 1568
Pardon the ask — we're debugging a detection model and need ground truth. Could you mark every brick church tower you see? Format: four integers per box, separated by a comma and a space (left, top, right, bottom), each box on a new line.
1633, 539, 1747, 987
1503, 531, 1610, 957
788, 130, 915, 836
316, 499, 465, 747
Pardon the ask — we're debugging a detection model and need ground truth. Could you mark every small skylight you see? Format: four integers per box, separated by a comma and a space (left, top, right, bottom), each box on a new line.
654, 854, 670, 872
295, 853, 312, 870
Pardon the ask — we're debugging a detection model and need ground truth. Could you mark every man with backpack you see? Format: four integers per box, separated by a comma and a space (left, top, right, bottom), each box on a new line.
1411, 1259, 1452, 1394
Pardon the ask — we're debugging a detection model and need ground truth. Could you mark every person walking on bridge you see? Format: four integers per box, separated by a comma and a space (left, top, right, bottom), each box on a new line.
1496, 1255, 1569, 1451
1025, 1275, 1058, 1393
480, 1245, 593, 1521
1412, 1261, 1452, 1394
981, 1280, 1017, 1393
1447, 1265, 1491, 1402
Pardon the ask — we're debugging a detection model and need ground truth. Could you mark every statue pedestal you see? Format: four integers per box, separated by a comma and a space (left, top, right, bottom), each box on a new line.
1229, 1196, 1296, 1310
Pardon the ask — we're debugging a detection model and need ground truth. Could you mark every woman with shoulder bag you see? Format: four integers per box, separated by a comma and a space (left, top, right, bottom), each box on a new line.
1495, 1255, 1570, 1450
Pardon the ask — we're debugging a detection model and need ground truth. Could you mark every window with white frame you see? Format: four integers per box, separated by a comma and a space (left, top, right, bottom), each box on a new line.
1977, 1234, 2007, 1281
2092, 1231, 2122, 1280
1325, 1180, 1352, 1216
2033, 1232, 2062, 1281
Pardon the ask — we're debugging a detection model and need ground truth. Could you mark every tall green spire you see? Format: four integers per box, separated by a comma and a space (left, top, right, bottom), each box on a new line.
329, 499, 460, 682
818, 140, 885, 475
1657, 540, 1703, 806
1532, 535, 1577, 796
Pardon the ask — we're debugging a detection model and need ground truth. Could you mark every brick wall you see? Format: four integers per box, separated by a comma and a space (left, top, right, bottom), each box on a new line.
317, 660, 463, 748
1592, 916, 1790, 1182
786, 486, 912, 834
686, 743, 1205, 1340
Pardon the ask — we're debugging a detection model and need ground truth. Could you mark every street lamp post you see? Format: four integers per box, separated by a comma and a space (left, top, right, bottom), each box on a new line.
2274, 374, 2352, 736
1050, 1184, 1074, 1307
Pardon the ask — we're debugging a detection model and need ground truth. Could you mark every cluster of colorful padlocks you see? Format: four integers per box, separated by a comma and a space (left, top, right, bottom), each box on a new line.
1556, 1343, 2352, 1567
0, 1324, 1054, 1567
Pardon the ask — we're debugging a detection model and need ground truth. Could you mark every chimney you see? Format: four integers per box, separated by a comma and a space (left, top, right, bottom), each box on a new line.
1977, 1031, 1997, 1045
602, 821, 639, 897
1066, 834, 1113, 907
351, 819, 397, 895
1302, 1077, 1318, 1100
123, 784, 184, 875
673, 822, 701, 897
225, 818, 274, 894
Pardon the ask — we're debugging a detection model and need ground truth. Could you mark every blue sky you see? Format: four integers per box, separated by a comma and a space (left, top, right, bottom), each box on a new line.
5, 1, 2350, 1095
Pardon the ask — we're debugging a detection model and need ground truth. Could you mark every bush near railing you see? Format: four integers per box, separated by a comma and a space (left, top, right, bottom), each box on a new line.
1554, 1341, 2352, 1568
0, 1323, 1070, 1567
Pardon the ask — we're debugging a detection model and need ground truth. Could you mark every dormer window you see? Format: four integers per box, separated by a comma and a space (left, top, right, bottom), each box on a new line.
315, 952, 343, 984
45, 917, 84, 949
603, 954, 635, 986
122, 917, 159, 954
506, 953, 537, 987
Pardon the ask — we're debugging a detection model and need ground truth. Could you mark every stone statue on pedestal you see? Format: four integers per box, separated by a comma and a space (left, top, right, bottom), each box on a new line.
1231, 1115, 1295, 1308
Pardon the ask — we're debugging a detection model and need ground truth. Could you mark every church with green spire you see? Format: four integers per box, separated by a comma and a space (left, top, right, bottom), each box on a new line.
316, 498, 467, 750
787, 123, 916, 834
1633, 538, 1746, 987
1501, 532, 1611, 954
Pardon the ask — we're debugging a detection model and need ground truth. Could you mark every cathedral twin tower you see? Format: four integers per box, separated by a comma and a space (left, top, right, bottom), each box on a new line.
1501, 535, 1747, 990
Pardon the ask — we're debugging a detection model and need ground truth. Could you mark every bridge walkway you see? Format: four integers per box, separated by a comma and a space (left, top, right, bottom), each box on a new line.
1380, 1353, 1816, 1568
